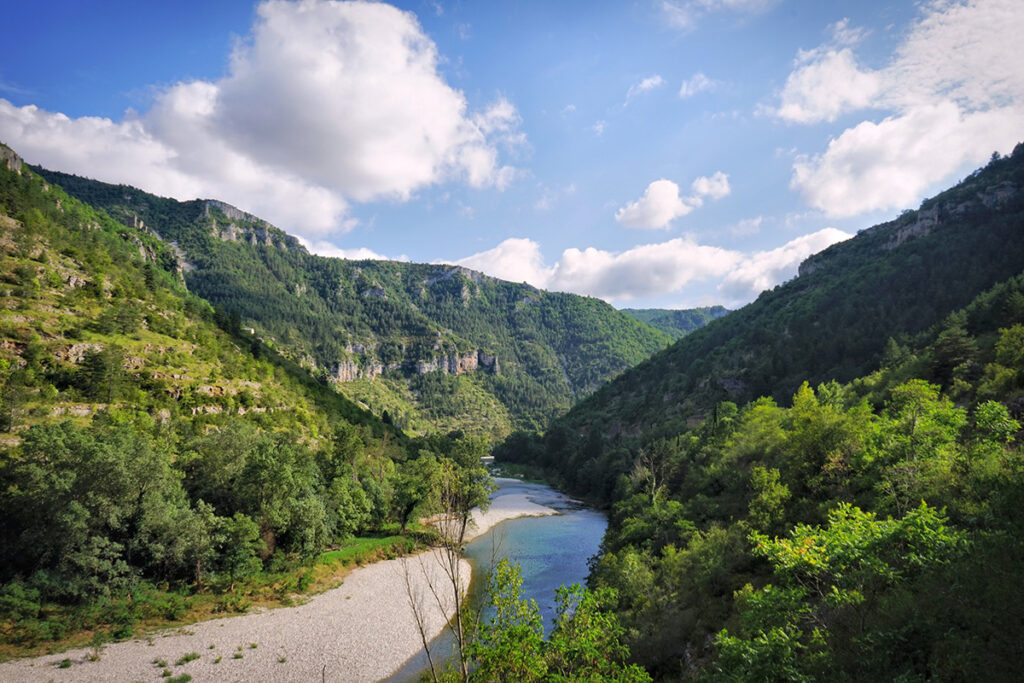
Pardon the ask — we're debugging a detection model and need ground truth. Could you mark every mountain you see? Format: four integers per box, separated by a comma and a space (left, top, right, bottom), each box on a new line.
541, 144, 1024, 448
29, 167, 672, 438
621, 306, 730, 340
494, 143, 1024, 680
0, 143, 478, 646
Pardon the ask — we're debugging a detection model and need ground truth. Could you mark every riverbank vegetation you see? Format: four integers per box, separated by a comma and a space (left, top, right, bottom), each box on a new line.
496, 149, 1024, 678
0, 149, 493, 661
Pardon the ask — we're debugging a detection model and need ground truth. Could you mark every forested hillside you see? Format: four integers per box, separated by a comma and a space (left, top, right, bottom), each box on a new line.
550, 145, 1024, 441
0, 145, 487, 654
31, 168, 672, 438
621, 306, 730, 340
495, 145, 1024, 679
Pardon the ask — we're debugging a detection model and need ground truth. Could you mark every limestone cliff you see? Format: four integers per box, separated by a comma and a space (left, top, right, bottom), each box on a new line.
333, 348, 498, 383
204, 200, 304, 252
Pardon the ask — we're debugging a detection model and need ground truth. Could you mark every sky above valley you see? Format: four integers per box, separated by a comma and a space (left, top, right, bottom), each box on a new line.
1, 0, 1021, 309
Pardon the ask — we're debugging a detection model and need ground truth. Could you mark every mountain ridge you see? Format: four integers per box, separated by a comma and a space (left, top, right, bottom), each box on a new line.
31, 166, 675, 437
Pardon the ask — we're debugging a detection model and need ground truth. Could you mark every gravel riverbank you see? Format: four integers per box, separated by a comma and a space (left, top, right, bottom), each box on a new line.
0, 478, 559, 682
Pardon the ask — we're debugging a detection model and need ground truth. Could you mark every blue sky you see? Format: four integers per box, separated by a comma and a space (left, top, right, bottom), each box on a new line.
2, 0, 1021, 309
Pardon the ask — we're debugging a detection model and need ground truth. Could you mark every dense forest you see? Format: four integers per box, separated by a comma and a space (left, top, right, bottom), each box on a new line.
496, 146, 1024, 679
622, 306, 730, 340
0, 147, 493, 654
32, 167, 675, 439
546, 147, 1024, 440
5, 137, 1024, 680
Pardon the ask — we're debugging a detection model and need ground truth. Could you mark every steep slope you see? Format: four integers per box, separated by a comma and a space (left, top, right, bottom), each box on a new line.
492, 144, 1024, 679
621, 306, 730, 340
553, 144, 1024, 440
30, 168, 672, 437
0, 143, 483, 653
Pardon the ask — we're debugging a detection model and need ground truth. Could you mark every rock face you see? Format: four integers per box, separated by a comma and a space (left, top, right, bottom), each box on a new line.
54, 342, 105, 364
798, 179, 1020, 276
0, 146, 22, 174
333, 349, 498, 383
204, 200, 303, 252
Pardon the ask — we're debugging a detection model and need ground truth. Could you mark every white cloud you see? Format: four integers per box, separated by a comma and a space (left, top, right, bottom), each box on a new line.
0, 0, 523, 240
661, 0, 778, 32
453, 238, 553, 285
625, 75, 665, 103
691, 171, 731, 199
452, 227, 849, 304
297, 236, 387, 261
616, 172, 731, 229
548, 239, 740, 300
591, 120, 607, 136
615, 179, 694, 229
718, 228, 852, 301
791, 102, 1021, 217
678, 72, 719, 98
773, 48, 881, 123
779, 0, 1024, 217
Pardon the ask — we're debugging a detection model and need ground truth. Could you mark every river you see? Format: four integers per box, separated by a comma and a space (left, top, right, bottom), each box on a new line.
386, 477, 607, 681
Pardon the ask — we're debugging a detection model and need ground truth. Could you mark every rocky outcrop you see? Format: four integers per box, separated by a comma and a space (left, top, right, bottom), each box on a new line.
333, 349, 498, 383
886, 206, 939, 249
799, 179, 1020, 275
334, 359, 400, 382
54, 342, 104, 364
204, 200, 304, 252
0, 146, 22, 174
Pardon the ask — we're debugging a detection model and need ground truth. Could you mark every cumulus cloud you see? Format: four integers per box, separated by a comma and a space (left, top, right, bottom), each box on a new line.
615, 179, 694, 229
691, 171, 731, 199
615, 172, 730, 229
778, 0, 1024, 217
773, 48, 881, 123
451, 228, 850, 305
792, 102, 1021, 217
0, 0, 522, 239
678, 72, 719, 98
625, 75, 665, 103
452, 238, 553, 285
718, 228, 851, 300
548, 239, 740, 300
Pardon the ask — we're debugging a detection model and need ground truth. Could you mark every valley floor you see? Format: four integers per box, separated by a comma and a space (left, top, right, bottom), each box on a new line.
0, 481, 558, 682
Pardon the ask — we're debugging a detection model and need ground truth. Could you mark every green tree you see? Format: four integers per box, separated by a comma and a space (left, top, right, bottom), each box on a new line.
470, 559, 546, 682
545, 584, 651, 682
716, 502, 966, 681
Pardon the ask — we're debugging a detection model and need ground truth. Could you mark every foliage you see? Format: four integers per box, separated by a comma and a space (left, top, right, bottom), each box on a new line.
0, 145, 494, 657
498, 147, 1024, 678
468, 559, 651, 682
32, 165, 672, 437
621, 306, 730, 340
545, 143, 1024, 444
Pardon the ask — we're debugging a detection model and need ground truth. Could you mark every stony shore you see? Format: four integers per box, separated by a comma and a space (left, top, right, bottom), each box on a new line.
0, 478, 558, 682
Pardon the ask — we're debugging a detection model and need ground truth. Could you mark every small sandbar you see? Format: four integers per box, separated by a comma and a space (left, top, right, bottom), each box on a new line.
466, 478, 561, 541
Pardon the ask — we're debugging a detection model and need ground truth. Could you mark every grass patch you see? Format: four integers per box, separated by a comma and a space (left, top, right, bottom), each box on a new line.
175, 652, 200, 665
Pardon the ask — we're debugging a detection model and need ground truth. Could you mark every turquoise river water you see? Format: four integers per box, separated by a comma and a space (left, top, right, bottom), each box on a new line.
387, 478, 607, 681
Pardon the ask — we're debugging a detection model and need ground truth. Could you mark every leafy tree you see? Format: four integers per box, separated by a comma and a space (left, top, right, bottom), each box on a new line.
470, 559, 547, 681
716, 503, 966, 680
